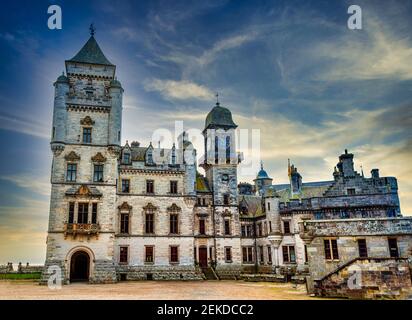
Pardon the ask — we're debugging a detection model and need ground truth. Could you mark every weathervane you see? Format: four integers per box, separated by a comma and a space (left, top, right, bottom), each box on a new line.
89, 23, 96, 36
216, 92, 219, 105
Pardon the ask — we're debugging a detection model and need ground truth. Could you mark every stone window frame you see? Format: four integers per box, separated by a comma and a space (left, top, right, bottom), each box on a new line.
169, 245, 180, 265
282, 245, 296, 264
119, 245, 129, 265
224, 246, 232, 263
267, 246, 272, 264
146, 179, 155, 194
242, 246, 254, 264
282, 219, 292, 235
357, 238, 368, 258
64, 151, 80, 183
121, 178, 130, 193
143, 203, 157, 235
199, 218, 206, 235
118, 202, 132, 235
324, 238, 339, 261
144, 245, 155, 264
223, 218, 231, 236
169, 180, 178, 194
168, 203, 181, 236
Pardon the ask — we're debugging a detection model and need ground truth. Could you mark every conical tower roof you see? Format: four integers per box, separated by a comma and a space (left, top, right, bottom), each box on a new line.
67, 35, 113, 66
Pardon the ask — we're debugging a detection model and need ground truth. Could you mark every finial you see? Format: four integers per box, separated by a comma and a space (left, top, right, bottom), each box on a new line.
89, 23, 96, 36
345, 149, 348, 154
260, 160, 263, 170
62, 71, 65, 76
216, 92, 219, 105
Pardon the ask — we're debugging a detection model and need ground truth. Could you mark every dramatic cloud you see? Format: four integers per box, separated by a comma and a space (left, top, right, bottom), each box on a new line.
144, 79, 214, 101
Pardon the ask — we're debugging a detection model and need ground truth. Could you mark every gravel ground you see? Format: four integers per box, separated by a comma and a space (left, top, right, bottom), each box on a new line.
0, 280, 323, 300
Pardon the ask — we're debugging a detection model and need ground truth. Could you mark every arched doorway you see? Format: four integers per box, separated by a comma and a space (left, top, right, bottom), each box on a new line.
70, 251, 90, 282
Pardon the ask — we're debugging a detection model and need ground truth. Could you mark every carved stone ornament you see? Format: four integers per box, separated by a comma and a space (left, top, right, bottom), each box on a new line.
143, 203, 158, 211
80, 116, 95, 126
65, 151, 81, 161
91, 152, 107, 163
118, 202, 132, 211
167, 203, 181, 212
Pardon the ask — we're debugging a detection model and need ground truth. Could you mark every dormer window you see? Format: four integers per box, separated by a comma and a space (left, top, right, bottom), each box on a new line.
146, 146, 154, 165
123, 153, 131, 164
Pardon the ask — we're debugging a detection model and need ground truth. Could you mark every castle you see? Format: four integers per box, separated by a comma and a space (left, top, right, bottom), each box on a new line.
41, 31, 412, 297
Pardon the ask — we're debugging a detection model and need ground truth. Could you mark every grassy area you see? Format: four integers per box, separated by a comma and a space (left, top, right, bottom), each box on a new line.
0, 273, 41, 280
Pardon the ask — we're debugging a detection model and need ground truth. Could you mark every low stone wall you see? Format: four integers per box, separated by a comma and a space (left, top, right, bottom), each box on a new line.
215, 265, 242, 280
314, 258, 412, 299
240, 274, 286, 282
116, 265, 203, 281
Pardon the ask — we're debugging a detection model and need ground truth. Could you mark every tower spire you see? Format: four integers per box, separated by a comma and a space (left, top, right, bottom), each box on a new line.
215, 92, 219, 105
288, 158, 291, 177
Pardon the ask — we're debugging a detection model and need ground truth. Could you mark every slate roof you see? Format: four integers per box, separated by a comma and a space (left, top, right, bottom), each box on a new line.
239, 195, 263, 217
273, 181, 333, 202
205, 103, 237, 130
68, 36, 114, 66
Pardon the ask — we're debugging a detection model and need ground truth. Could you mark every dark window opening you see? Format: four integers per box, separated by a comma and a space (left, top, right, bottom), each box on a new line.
224, 220, 231, 235
68, 202, 75, 224
82, 127, 92, 143
145, 246, 154, 263
324, 239, 339, 260
199, 219, 206, 235
120, 213, 129, 234
223, 194, 230, 205
283, 221, 291, 234
77, 203, 88, 224
242, 247, 253, 263
93, 164, 104, 182
170, 246, 179, 263
225, 247, 232, 262
282, 246, 296, 263
170, 181, 178, 194
388, 238, 399, 258
146, 180, 154, 194
170, 214, 179, 234
358, 239, 368, 258
145, 213, 154, 234
66, 163, 77, 182
119, 246, 128, 264
225, 136, 230, 164
91, 203, 97, 224
121, 179, 130, 193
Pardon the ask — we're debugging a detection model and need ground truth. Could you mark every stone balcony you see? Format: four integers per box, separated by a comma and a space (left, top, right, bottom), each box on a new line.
64, 223, 100, 238
299, 217, 412, 243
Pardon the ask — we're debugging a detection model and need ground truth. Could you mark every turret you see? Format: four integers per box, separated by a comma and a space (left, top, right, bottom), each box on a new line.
253, 161, 273, 195
51, 72, 69, 150
108, 78, 123, 146
337, 149, 355, 177
288, 159, 302, 196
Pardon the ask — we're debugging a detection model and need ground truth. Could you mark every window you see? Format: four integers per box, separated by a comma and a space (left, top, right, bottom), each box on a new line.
267, 202, 271, 211
247, 225, 253, 237
170, 181, 178, 194
77, 203, 88, 224
387, 209, 396, 217
222, 174, 229, 183
170, 214, 179, 234
358, 239, 368, 258
269, 221, 272, 233
120, 213, 129, 234
223, 194, 229, 205
123, 153, 130, 164
225, 247, 232, 262
199, 219, 206, 235
259, 246, 264, 264
91, 203, 97, 224
304, 245, 308, 263
267, 246, 272, 263
283, 221, 291, 234
241, 225, 246, 237
215, 136, 219, 164
146, 180, 154, 194
258, 223, 263, 236
314, 212, 324, 220
93, 164, 104, 182
340, 211, 350, 219
82, 127, 92, 143
224, 220, 231, 235
119, 246, 128, 264
170, 246, 179, 263
202, 198, 206, 206
68, 202, 75, 224
66, 163, 77, 182
347, 188, 356, 195
145, 213, 154, 234
324, 239, 339, 260
264, 222, 268, 235
146, 149, 153, 164
388, 238, 399, 258
282, 246, 296, 263
226, 136, 231, 163
145, 246, 154, 263
121, 179, 130, 193
52, 127, 55, 139
242, 247, 253, 263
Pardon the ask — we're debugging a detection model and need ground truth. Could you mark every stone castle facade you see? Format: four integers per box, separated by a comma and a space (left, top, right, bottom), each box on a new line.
41, 33, 412, 296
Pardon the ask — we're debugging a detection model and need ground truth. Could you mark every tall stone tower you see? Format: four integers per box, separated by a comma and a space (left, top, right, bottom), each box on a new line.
42, 28, 123, 284
200, 100, 242, 277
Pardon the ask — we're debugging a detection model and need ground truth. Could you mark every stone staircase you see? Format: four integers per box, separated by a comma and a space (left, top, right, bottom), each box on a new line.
202, 267, 219, 280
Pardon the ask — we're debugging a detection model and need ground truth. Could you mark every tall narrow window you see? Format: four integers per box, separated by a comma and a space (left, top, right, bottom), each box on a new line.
82, 127, 92, 143
170, 214, 179, 234
170, 181, 178, 194
358, 239, 368, 258
123, 153, 130, 164
241, 225, 246, 237
91, 203, 97, 224
225, 247, 232, 262
77, 203, 88, 224
269, 221, 272, 233
304, 245, 308, 263
119, 246, 128, 264
225, 136, 230, 164
388, 238, 399, 258
145, 246, 154, 263
283, 221, 291, 234
224, 220, 231, 235
68, 202, 75, 224
259, 246, 264, 263
324, 239, 339, 260
223, 194, 229, 205
282, 246, 296, 263
121, 179, 130, 193
93, 164, 104, 182
66, 163, 77, 182
170, 246, 179, 263
215, 136, 219, 164
120, 213, 129, 234
145, 213, 154, 234
267, 202, 271, 211
199, 219, 206, 235
146, 180, 154, 194
242, 247, 253, 263
267, 246, 272, 263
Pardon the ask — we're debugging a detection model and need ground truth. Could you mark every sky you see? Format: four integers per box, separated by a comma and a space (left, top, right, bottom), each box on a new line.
0, 0, 411, 264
